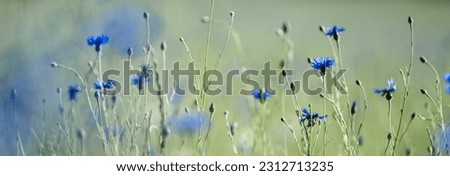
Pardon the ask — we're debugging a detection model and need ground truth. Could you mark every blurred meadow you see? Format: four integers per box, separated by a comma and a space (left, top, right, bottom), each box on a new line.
1, 0, 450, 156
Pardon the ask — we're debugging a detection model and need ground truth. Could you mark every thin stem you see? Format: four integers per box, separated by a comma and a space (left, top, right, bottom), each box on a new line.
214, 12, 234, 69
281, 118, 302, 155
388, 100, 393, 134
56, 64, 109, 155
224, 112, 239, 156
203, 110, 215, 155
356, 82, 369, 137
393, 17, 415, 155
383, 138, 391, 156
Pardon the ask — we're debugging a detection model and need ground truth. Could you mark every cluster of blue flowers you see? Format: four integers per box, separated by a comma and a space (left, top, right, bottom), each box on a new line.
94, 80, 115, 90
299, 108, 328, 127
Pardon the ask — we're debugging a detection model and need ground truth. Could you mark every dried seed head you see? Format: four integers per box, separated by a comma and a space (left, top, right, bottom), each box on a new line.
411, 112, 416, 120
279, 60, 285, 69
290, 82, 296, 91
143, 11, 149, 19
387, 132, 392, 140
295, 110, 300, 117
386, 92, 393, 101
420, 88, 427, 95
406, 148, 412, 156
419, 56, 427, 63
56, 87, 62, 94
281, 70, 287, 77
229, 11, 235, 17
319, 25, 325, 33
201, 16, 210, 23
355, 80, 361, 86
10, 88, 17, 100
184, 107, 189, 114
351, 101, 357, 116
127, 47, 133, 57
160, 41, 167, 51
333, 31, 340, 41
50, 62, 58, 68
281, 21, 290, 34
179, 37, 185, 43
358, 135, 364, 146
209, 102, 215, 113
408, 16, 413, 24
230, 122, 238, 136
76, 128, 86, 140
307, 57, 312, 64
280, 117, 286, 123
319, 94, 325, 98
224, 110, 229, 116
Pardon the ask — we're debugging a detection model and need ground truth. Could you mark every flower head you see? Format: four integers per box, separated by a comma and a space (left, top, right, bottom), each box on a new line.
351, 100, 357, 115
443, 73, 450, 94
444, 72, 450, 83
252, 88, 271, 103
324, 26, 345, 37
299, 108, 328, 127
311, 57, 335, 75
374, 78, 396, 100
167, 111, 209, 135
87, 34, 109, 52
94, 80, 115, 90
68, 84, 82, 102
436, 125, 450, 154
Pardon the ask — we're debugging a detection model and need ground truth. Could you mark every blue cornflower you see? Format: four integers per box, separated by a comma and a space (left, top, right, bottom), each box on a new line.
167, 111, 209, 135
68, 84, 81, 102
324, 26, 345, 37
299, 108, 328, 127
252, 88, 271, 103
374, 78, 396, 100
94, 80, 115, 90
87, 34, 109, 52
311, 57, 335, 75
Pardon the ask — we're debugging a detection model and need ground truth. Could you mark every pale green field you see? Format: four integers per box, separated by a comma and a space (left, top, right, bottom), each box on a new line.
1, 0, 450, 156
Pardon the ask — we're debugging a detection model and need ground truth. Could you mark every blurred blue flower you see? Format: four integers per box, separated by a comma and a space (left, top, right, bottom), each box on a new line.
87, 34, 109, 52
299, 108, 328, 126
252, 88, 271, 101
351, 100, 357, 115
443, 73, 450, 94
445, 84, 450, 94
311, 57, 334, 75
325, 26, 345, 37
167, 111, 209, 135
130, 73, 149, 86
438, 125, 450, 155
444, 72, 450, 83
94, 80, 115, 90
103, 123, 124, 142
68, 84, 81, 102
374, 78, 396, 98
